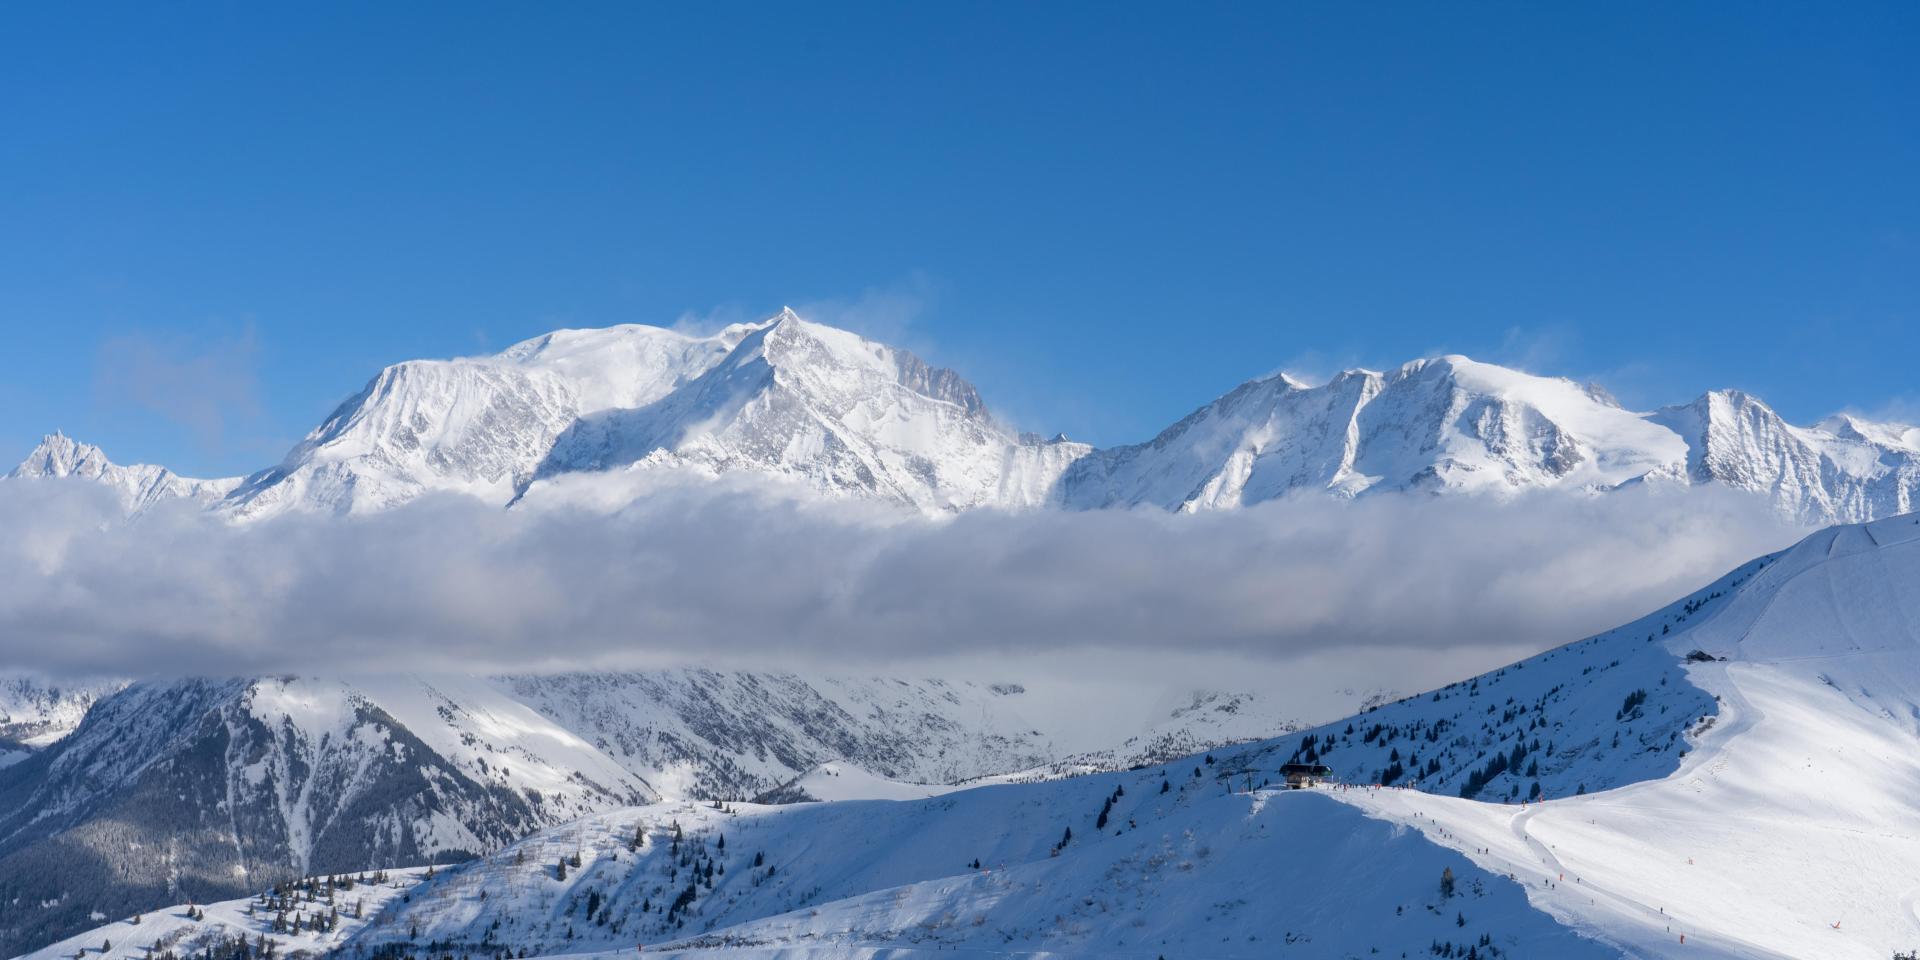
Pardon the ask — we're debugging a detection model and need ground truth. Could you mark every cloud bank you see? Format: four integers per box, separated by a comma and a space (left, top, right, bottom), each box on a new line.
0, 474, 1807, 694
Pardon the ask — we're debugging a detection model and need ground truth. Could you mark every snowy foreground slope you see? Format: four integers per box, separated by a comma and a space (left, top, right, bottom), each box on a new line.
30, 781, 1612, 960
11, 311, 1920, 523
1323, 514, 1920, 959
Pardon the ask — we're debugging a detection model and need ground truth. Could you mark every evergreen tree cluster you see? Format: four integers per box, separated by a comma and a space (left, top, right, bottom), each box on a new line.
1093, 784, 1125, 831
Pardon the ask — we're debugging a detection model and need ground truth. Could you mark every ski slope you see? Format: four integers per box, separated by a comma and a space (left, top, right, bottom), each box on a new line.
1329, 514, 1920, 959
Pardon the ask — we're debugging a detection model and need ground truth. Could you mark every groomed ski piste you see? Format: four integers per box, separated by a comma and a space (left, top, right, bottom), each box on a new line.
18, 514, 1920, 960
1332, 513, 1920, 959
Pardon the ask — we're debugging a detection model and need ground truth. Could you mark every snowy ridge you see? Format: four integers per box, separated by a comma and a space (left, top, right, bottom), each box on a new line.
494, 671, 1063, 802
336, 782, 1607, 960
1057, 357, 1684, 510
493, 670, 1303, 803
12, 314, 1920, 523
0, 674, 123, 755
750, 762, 962, 804
5, 433, 239, 513
1651, 390, 1919, 525
1057, 356, 1920, 523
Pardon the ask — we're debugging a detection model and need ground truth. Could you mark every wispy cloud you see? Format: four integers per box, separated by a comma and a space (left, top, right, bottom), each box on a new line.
792, 272, 938, 348
94, 323, 264, 454
670, 274, 940, 350
1488, 323, 1579, 373
1834, 394, 1920, 428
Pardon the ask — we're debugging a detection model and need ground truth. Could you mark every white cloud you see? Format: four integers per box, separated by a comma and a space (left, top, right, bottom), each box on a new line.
0, 475, 1807, 703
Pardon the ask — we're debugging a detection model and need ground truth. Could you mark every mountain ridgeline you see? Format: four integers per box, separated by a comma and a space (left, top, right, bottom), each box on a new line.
0, 669, 1295, 958
9, 309, 1919, 523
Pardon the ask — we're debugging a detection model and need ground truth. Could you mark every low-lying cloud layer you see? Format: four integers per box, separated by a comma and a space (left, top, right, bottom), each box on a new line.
0, 474, 1805, 694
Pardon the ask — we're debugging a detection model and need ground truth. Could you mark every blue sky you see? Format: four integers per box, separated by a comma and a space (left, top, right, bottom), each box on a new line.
1, 2, 1914, 477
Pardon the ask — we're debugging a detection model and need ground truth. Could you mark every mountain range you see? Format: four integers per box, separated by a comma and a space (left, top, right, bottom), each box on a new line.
9, 312, 1920, 958
9, 309, 1920, 524
0, 668, 1308, 957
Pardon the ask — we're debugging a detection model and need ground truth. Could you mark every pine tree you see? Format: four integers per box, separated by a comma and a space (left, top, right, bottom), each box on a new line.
1439, 867, 1456, 898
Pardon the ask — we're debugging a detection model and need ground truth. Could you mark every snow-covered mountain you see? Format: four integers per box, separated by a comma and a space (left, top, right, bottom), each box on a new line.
527, 313, 1087, 510
182, 309, 1078, 517
0, 674, 123, 767
1057, 356, 1920, 522
219, 321, 764, 518
5, 432, 239, 512
29, 512, 1903, 959
0, 668, 1298, 957
1651, 389, 1919, 524
0, 675, 651, 956
1058, 356, 1681, 509
13, 313, 1919, 525
496, 671, 1063, 801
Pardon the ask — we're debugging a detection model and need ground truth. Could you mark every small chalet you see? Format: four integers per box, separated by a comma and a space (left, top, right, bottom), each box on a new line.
1280, 762, 1332, 789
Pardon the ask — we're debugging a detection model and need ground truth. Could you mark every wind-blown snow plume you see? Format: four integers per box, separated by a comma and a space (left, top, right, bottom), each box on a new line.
0, 472, 1800, 688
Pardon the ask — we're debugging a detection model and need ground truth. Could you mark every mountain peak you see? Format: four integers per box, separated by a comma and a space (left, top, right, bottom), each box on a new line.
6, 432, 240, 512
11, 431, 110, 480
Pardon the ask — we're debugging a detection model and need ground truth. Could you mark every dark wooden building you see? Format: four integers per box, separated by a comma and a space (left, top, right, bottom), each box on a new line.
1280, 762, 1333, 789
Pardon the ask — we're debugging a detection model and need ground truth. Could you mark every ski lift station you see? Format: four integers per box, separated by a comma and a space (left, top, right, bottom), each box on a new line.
1281, 762, 1333, 789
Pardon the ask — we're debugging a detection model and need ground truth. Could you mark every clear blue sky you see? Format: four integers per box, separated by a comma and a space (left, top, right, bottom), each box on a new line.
2, 2, 1914, 477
